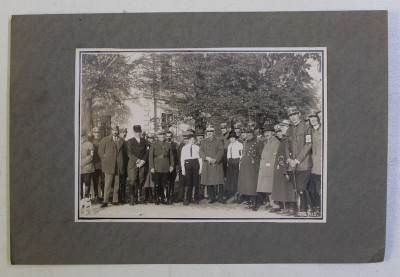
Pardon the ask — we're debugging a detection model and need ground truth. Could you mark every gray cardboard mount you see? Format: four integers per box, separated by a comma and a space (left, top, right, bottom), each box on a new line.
9, 12, 387, 264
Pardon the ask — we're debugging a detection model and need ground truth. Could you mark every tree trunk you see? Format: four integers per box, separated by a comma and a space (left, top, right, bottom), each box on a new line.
82, 97, 93, 134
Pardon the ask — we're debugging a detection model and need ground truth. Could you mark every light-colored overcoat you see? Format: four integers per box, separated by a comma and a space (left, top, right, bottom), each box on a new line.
98, 135, 125, 175
199, 136, 225, 186
257, 136, 280, 193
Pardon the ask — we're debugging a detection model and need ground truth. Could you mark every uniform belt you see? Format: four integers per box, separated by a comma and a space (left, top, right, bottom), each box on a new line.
185, 158, 198, 161
228, 158, 240, 160
156, 154, 169, 159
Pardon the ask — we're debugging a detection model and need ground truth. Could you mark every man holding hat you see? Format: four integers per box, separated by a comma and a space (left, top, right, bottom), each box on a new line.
98, 124, 126, 207
225, 131, 243, 202
237, 128, 265, 210
199, 125, 225, 204
307, 109, 322, 216
127, 125, 148, 205
149, 130, 175, 204
285, 106, 313, 217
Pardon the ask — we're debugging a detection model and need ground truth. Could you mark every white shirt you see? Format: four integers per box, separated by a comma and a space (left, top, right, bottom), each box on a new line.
180, 143, 202, 171
134, 136, 141, 143
227, 141, 243, 159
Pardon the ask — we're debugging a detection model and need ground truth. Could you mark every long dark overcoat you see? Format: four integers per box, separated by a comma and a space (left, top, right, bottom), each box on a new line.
127, 137, 149, 181
271, 137, 296, 202
199, 136, 225, 186
237, 138, 264, 195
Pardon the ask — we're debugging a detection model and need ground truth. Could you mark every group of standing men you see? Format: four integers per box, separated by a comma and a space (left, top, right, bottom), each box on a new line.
80, 105, 322, 217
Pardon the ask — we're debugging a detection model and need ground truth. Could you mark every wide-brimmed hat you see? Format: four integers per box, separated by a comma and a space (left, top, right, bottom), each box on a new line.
228, 131, 239, 139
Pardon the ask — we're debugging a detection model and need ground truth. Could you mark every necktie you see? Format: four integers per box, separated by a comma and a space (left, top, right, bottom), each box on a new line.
230, 146, 232, 158
190, 145, 192, 157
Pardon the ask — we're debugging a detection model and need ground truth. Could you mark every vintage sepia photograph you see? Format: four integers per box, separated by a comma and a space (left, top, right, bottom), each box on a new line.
75, 48, 327, 222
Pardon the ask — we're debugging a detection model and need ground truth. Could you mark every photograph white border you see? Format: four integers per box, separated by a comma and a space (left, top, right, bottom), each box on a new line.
74, 47, 328, 223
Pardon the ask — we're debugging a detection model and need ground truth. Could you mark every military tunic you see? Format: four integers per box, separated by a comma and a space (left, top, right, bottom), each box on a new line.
285, 120, 312, 171
199, 136, 225, 186
285, 120, 312, 191
237, 138, 264, 196
149, 141, 175, 173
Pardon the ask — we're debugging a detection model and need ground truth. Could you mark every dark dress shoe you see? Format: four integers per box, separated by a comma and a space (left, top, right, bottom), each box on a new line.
209, 199, 217, 204
100, 203, 108, 208
252, 205, 260, 211
112, 202, 119, 205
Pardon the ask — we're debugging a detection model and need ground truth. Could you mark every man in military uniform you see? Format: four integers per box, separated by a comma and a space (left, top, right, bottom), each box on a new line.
165, 131, 178, 204
118, 127, 129, 204
127, 125, 148, 205
237, 129, 264, 211
149, 130, 175, 204
199, 125, 225, 204
285, 106, 313, 217
98, 124, 125, 207
91, 126, 103, 202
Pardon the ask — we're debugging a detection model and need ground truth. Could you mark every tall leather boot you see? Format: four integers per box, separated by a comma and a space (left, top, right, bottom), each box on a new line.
188, 187, 193, 204
183, 186, 189, 206
251, 195, 260, 211
154, 184, 160, 205
297, 190, 308, 217
208, 186, 216, 204
134, 184, 139, 204
165, 183, 172, 205
218, 184, 225, 203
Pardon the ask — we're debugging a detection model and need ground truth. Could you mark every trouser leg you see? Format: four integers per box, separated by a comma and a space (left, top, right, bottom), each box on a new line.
307, 175, 317, 210
217, 184, 225, 203
119, 175, 126, 203
92, 170, 99, 199
80, 174, 91, 199
103, 173, 114, 204
112, 174, 119, 203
